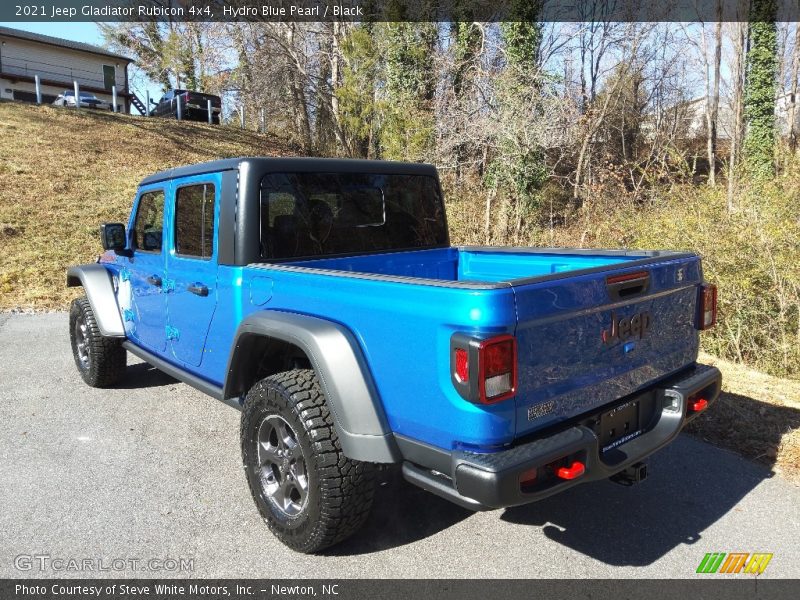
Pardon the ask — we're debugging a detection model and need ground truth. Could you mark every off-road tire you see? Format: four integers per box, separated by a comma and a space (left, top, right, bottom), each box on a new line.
69, 297, 127, 387
241, 369, 375, 553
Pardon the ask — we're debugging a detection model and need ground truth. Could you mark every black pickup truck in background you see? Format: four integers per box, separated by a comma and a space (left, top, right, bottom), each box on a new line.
150, 89, 221, 124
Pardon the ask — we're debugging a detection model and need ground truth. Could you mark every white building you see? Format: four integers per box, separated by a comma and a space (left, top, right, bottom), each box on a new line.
661, 94, 799, 142
0, 26, 138, 113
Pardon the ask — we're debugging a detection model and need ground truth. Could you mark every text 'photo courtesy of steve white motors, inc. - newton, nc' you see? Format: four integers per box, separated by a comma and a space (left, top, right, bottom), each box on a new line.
14, 583, 339, 597
19, 2, 365, 19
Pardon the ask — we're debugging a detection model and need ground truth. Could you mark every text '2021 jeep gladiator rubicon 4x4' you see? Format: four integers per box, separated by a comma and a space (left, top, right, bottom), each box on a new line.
67, 157, 721, 552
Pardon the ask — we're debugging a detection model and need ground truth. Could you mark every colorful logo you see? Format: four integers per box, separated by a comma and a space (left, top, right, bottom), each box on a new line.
696, 552, 773, 575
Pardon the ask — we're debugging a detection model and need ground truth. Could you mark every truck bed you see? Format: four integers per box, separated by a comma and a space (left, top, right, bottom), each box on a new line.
239, 245, 702, 450
265, 246, 687, 287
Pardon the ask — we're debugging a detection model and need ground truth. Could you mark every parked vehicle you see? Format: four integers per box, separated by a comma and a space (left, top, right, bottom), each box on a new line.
67, 158, 721, 553
150, 89, 221, 124
53, 90, 107, 109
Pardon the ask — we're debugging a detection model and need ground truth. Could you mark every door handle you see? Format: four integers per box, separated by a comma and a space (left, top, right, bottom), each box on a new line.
187, 283, 209, 297
146, 275, 162, 287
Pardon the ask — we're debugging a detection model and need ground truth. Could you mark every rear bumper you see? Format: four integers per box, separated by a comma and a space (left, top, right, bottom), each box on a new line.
186, 103, 221, 113
401, 363, 721, 510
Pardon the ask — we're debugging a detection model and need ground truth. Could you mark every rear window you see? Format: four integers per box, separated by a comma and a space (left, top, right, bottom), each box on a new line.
260, 172, 447, 259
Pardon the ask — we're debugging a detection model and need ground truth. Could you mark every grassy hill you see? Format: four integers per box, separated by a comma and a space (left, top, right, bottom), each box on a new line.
0, 101, 295, 308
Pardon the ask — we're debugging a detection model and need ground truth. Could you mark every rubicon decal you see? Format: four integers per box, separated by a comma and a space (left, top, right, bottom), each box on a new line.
696, 552, 773, 575
602, 310, 652, 345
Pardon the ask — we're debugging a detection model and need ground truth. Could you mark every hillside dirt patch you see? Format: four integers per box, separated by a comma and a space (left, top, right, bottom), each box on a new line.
0, 101, 295, 309
687, 353, 800, 482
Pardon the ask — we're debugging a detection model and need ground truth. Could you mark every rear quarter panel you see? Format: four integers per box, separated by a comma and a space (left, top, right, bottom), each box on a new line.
200, 265, 520, 450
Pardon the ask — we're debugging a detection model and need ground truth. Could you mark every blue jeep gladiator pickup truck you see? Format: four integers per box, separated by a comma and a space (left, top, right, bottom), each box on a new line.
67, 157, 721, 552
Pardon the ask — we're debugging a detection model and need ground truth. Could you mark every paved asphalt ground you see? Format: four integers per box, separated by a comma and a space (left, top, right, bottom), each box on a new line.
1, 312, 799, 579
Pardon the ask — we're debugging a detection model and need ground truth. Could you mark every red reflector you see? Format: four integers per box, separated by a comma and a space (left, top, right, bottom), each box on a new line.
455, 348, 469, 382
519, 467, 538, 486
689, 398, 708, 412
556, 461, 585, 480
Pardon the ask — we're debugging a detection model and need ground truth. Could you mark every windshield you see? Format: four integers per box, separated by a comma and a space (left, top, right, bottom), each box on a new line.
260, 172, 448, 260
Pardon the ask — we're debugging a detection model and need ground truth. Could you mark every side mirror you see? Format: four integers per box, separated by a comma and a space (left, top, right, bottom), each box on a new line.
100, 223, 128, 254
150, 98, 158, 105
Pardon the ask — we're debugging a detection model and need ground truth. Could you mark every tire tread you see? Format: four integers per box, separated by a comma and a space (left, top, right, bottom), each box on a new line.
70, 297, 126, 387
241, 369, 375, 553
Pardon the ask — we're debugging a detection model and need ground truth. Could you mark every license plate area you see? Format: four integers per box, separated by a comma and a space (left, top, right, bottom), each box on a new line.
599, 400, 642, 453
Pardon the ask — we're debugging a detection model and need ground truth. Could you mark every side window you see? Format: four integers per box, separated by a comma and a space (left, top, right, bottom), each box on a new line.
133, 190, 165, 252
175, 183, 216, 259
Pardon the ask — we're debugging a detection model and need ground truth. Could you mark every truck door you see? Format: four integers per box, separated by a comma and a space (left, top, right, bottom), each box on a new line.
125, 186, 168, 353
165, 175, 220, 367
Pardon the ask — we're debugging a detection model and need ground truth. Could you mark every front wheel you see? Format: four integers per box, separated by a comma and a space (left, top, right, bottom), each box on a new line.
241, 369, 375, 553
69, 297, 126, 387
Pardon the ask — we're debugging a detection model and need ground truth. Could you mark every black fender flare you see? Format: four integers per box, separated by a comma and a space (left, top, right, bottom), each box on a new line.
66, 264, 125, 338
223, 311, 400, 463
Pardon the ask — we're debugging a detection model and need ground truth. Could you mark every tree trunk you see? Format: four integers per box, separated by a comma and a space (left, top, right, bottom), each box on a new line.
788, 23, 800, 152
329, 22, 348, 155
743, 1, 779, 180
707, 13, 723, 186
484, 186, 496, 244
728, 21, 748, 212
284, 25, 313, 153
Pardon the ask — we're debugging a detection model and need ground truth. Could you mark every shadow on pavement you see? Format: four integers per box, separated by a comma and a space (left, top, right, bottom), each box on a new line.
500, 432, 774, 566
330, 391, 790, 561
116, 361, 178, 389
324, 468, 472, 556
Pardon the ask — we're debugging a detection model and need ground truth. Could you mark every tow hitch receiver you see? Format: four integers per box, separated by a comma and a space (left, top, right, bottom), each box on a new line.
610, 462, 648, 486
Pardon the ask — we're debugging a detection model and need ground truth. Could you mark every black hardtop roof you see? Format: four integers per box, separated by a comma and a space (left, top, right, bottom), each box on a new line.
138, 157, 439, 187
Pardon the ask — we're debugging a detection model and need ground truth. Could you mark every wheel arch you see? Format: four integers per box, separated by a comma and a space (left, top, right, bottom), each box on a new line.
66, 264, 125, 337
224, 311, 400, 463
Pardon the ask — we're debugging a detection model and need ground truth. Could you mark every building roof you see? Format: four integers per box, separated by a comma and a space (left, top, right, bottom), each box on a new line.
0, 26, 132, 63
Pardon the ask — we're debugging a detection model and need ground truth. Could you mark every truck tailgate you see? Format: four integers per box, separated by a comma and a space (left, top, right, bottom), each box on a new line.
512, 255, 702, 438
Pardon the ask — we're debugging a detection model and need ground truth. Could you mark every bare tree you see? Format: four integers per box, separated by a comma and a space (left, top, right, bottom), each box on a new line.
787, 24, 800, 152
728, 20, 749, 211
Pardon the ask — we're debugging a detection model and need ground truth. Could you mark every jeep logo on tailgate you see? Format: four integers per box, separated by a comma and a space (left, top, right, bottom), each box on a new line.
602, 310, 652, 345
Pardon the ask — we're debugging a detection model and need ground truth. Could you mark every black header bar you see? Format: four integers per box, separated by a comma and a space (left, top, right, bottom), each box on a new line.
2, 0, 799, 23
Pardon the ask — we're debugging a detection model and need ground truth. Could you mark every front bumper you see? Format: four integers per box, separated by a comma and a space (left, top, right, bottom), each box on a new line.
402, 363, 722, 510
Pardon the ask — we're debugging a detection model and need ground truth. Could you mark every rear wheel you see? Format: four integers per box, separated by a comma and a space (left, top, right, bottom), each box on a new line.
69, 297, 126, 387
241, 369, 375, 553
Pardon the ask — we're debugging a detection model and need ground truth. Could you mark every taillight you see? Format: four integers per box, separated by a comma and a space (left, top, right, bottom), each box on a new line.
697, 283, 717, 330
450, 333, 517, 404
478, 335, 517, 403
